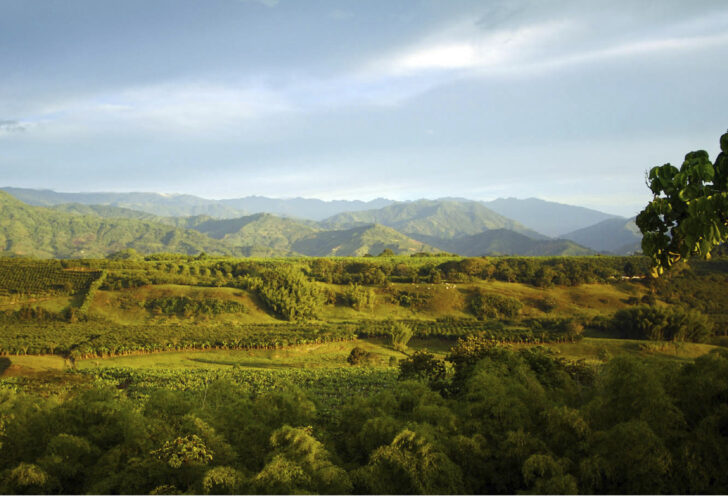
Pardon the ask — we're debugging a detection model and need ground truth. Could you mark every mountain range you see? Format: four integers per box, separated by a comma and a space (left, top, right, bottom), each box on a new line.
0, 187, 644, 258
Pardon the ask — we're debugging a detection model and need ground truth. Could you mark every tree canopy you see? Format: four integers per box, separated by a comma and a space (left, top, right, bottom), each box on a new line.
637, 130, 728, 275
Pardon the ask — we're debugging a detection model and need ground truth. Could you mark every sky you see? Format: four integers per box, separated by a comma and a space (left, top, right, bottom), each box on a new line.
1, 0, 727, 217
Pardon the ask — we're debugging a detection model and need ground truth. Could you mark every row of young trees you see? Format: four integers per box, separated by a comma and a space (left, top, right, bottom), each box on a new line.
307, 256, 652, 286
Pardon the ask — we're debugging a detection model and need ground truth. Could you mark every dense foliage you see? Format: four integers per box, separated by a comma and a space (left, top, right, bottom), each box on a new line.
468, 289, 523, 320
637, 131, 728, 274
610, 305, 713, 342
0, 260, 100, 296
254, 266, 324, 321
0, 322, 355, 358
0, 254, 725, 494
0, 347, 726, 494
144, 297, 247, 318
651, 260, 728, 333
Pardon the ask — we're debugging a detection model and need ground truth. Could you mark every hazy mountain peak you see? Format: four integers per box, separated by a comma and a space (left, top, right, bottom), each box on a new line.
483, 197, 621, 237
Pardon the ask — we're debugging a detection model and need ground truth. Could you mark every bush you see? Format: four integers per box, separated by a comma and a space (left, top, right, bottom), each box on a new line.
468, 290, 523, 320
398, 351, 447, 388
347, 347, 373, 365
536, 295, 558, 313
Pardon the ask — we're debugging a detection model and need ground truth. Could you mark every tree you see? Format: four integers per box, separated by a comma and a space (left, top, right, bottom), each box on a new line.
398, 351, 447, 387
357, 429, 464, 494
251, 426, 352, 494
636, 130, 728, 276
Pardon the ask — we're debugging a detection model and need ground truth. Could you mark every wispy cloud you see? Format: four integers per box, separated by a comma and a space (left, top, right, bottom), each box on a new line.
0, 120, 26, 135
237, 0, 279, 7
378, 20, 570, 75
16, 81, 293, 137
341, 10, 728, 107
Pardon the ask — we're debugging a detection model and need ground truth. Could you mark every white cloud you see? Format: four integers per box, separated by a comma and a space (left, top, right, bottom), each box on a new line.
379, 20, 570, 75
360, 5, 728, 81
396, 43, 480, 71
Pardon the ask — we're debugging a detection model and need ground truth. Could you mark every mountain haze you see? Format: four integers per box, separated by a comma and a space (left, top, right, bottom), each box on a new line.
483, 198, 619, 237
219, 196, 395, 220
0, 187, 395, 221
426, 229, 594, 256
0, 189, 637, 259
1, 187, 245, 218
561, 217, 642, 254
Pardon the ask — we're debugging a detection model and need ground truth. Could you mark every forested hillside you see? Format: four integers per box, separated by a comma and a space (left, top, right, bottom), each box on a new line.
291, 224, 439, 256
0, 192, 239, 258
1, 187, 395, 220
0, 192, 600, 258
322, 200, 542, 239
420, 229, 594, 256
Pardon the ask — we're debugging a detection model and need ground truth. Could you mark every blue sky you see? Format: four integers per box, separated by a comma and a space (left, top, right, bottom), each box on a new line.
1, 0, 727, 216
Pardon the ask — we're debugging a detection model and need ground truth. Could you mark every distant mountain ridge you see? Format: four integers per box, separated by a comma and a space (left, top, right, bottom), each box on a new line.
0, 187, 395, 221
561, 217, 642, 254
482, 197, 620, 237
423, 229, 594, 256
0, 191, 240, 258
0, 187, 633, 258
0, 192, 439, 258
322, 199, 544, 239
218, 196, 395, 221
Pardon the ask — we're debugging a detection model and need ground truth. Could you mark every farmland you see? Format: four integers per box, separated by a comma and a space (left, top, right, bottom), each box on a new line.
0, 254, 726, 494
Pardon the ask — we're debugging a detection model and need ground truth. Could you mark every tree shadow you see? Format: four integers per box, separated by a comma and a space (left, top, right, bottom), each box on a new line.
0, 357, 11, 376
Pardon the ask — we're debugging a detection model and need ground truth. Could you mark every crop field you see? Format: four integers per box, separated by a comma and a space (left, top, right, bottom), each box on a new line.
0, 259, 100, 296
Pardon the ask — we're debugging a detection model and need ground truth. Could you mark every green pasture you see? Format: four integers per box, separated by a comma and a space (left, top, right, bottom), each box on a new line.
1, 336, 721, 379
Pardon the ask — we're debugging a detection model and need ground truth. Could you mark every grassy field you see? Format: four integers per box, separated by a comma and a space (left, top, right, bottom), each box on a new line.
83, 278, 646, 325
1, 335, 720, 379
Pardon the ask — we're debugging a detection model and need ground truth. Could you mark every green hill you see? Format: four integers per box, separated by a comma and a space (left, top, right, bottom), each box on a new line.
0, 191, 239, 258
291, 224, 440, 256
190, 213, 321, 255
322, 199, 542, 239
431, 229, 594, 256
